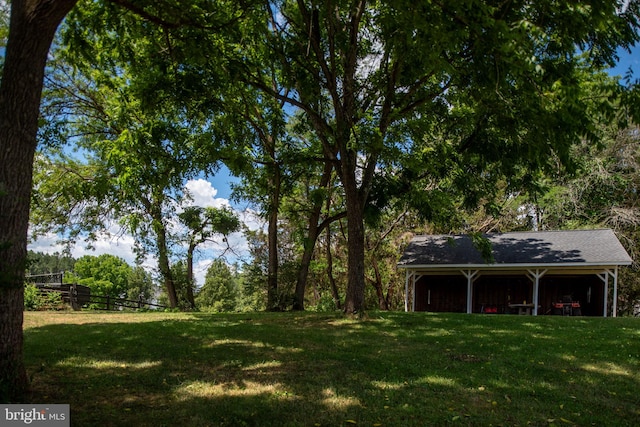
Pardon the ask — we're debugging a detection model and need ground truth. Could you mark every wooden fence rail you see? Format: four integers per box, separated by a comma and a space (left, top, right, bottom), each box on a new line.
27, 273, 166, 311
85, 293, 167, 311
33, 282, 165, 311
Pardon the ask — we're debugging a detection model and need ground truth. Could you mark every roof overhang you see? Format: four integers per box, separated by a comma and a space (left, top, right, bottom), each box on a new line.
397, 229, 633, 274
398, 263, 631, 278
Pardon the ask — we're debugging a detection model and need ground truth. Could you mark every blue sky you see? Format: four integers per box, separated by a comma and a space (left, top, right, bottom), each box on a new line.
201, 165, 237, 202
608, 43, 640, 80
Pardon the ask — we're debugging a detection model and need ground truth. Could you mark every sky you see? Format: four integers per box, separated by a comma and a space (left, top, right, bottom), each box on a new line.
609, 44, 640, 80
28, 176, 261, 288
28, 41, 640, 288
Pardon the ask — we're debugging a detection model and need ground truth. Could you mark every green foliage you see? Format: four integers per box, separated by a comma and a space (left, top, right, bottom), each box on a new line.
241, 0, 640, 312
164, 261, 194, 311
74, 254, 131, 298
28, 0, 640, 315
179, 206, 240, 238
23, 284, 64, 311
26, 251, 76, 275
126, 266, 156, 302
196, 259, 239, 312
72, 254, 158, 309
307, 293, 339, 312
35, 3, 254, 307
236, 262, 267, 312
23, 284, 41, 311
533, 125, 640, 314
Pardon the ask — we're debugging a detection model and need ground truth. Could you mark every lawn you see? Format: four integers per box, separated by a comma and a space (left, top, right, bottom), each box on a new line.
23, 311, 640, 426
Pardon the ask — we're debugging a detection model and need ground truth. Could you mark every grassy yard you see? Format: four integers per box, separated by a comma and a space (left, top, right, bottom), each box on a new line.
23, 311, 640, 426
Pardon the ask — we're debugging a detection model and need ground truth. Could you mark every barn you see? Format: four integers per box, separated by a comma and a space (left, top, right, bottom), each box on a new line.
397, 229, 633, 316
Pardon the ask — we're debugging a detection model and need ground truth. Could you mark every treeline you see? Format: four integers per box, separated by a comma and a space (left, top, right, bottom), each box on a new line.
25, 251, 268, 312
27, 251, 75, 276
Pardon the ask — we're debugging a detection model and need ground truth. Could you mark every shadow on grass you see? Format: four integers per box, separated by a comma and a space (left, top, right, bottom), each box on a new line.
24, 312, 640, 426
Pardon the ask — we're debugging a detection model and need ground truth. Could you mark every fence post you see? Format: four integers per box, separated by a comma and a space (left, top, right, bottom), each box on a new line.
70, 283, 79, 311
106, 295, 110, 310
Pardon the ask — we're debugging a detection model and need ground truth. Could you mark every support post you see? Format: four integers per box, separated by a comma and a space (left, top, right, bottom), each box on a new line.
404, 270, 410, 312
526, 269, 547, 316
70, 283, 79, 311
412, 274, 417, 312
598, 271, 609, 318
461, 270, 479, 314
613, 267, 619, 318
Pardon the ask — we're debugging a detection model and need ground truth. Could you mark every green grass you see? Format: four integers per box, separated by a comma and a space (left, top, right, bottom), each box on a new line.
23, 311, 640, 426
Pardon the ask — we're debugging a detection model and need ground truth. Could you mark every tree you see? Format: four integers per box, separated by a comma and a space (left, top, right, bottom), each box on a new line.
1, 0, 254, 398
33, 0, 263, 310
233, 104, 289, 312
0, 0, 78, 402
126, 265, 155, 303
179, 205, 241, 308
196, 259, 239, 312
67, 254, 156, 309
534, 125, 640, 314
26, 251, 76, 276
238, 228, 270, 311
33, 100, 200, 309
219, 52, 291, 311
233, 110, 345, 310
35, 10, 233, 308
74, 254, 131, 299
249, 0, 640, 314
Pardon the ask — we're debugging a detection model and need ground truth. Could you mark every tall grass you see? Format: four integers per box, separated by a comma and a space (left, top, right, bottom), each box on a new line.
23, 311, 640, 426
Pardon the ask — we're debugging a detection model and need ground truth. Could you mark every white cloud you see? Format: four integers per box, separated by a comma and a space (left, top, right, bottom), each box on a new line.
193, 258, 214, 289
28, 178, 257, 289
29, 228, 154, 271
183, 179, 230, 209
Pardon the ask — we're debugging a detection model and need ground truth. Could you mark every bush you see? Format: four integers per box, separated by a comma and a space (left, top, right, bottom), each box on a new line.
23, 284, 64, 311
24, 284, 41, 310
308, 293, 340, 312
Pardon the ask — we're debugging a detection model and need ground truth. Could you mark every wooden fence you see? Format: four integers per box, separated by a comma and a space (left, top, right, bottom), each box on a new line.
27, 273, 166, 311
83, 293, 167, 311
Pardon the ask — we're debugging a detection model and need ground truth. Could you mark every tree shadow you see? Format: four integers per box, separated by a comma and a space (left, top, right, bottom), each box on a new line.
400, 234, 589, 266
23, 312, 640, 426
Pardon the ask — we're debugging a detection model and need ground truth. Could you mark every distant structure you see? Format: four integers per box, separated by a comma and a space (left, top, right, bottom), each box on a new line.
398, 229, 632, 317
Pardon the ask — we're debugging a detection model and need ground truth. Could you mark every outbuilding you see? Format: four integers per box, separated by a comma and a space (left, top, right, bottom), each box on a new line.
397, 229, 633, 316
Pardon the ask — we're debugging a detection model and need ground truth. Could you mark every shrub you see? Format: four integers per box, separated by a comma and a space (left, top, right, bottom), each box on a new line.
24, 284, 41, 310
23, 284, 64, 311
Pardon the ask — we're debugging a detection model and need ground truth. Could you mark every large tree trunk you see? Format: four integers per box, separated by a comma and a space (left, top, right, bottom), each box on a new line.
343, 210, 366, 314
266, 162, 280, 311
371, 259, 389, 310
0, 0, 78, 402
156, 225, 178, 308
185, 242, 196, 309
0, 289, 28, 402
293, 162, 333, 311
342, 165, 366, 314
326, 220, 341, 310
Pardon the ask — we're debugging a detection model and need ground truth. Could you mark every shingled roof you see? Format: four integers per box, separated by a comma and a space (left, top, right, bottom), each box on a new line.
398, 229, 633, 269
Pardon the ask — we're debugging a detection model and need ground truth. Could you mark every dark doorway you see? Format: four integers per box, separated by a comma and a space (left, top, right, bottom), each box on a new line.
415, 275, 466, 312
